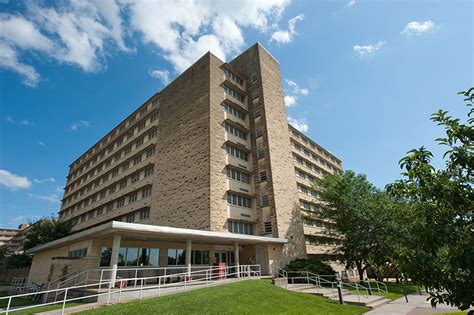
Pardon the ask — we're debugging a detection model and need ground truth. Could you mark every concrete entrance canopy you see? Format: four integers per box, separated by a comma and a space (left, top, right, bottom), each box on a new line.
26, 221, 288, 255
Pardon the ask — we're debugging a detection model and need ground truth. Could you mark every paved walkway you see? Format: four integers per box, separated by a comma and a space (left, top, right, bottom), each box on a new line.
365, 292, 470, 315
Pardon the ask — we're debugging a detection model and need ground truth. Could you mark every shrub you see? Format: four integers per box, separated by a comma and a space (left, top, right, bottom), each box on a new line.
284, 258, 336, 275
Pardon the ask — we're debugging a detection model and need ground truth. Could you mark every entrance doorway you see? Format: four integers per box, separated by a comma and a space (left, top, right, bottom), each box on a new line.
215, 251, 235, 265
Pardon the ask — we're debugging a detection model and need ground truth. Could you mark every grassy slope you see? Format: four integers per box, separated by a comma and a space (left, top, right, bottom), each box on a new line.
0, 291, 80, 315
81, 280, 369, 315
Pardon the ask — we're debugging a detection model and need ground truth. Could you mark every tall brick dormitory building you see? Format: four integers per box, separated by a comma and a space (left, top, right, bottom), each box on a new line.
26, 43, 343, 285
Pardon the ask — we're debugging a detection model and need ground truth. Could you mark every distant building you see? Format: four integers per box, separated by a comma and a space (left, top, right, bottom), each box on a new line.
26, 43, 343, 285
0, 224, 30, 254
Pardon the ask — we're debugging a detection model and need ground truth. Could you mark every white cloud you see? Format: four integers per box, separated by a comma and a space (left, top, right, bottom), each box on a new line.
149, 68, 171, 85
284, 95, 297, 107
353, 41, 386, 57
6, 116, 35, 125
284, 79, 309, 107
401, 20, 435, 36
0, 169, 32, 190
1, 1, 292, 86
270, 14, 304, 44
28, 193, 60, 204
347, 0, 356, 7
70, 120, 90, 131
288, 117, 309, 133
33, 177, 55, 184
128, 0, 290, 73
38, 141, 45, 146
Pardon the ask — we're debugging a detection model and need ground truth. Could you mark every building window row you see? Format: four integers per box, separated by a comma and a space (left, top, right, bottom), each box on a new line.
228, 220, 253, 235
68, 247, 88, 258
66, 127, 157, 194
289, 129, 342, 167
225, 122, 247, 140
225, 144, 248, 161
226, 167, 250, 184
224, 85, 243, 102
305, 235, 341, 246
224, 103, 246, 121
227, 192, 252, 208
168, 249, 210, 266
63, 146, 156, 207
69, 107, 159, 178
303, 218, 333, 229
292, 143, 339, 174
297, 184, 319, 198
293, 154, 329, 177
223, 68, 243, 86
299, 199, 323, 213
295, 168, 317, 183
100, 246, 159, 267
69, 184, 152, 224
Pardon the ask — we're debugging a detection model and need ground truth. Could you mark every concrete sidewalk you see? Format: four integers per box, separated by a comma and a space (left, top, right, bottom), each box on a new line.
365, 292, 469, 315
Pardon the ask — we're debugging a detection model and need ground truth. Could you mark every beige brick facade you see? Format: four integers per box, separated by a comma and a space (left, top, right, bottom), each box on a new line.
47, 43, 342, 279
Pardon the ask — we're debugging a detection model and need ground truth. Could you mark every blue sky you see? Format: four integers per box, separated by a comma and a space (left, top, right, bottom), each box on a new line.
0, 0, 472, 228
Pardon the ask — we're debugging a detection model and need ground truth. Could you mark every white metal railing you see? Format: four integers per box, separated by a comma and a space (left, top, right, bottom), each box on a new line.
363, 279, 388, 294
272, 265, 288, 278
0, 264, 261, 315
287, 271, 338, 298
340, 281, 369, 303
7, 278, 28, 295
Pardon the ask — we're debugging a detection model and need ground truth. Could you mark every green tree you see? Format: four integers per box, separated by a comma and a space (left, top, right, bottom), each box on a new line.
23, 217, 73, 250
387, 88, 473, 310
284, 258, 336, 276
6, 254, 32, 269
0, 245, 11, 259
313, 170, 398, 280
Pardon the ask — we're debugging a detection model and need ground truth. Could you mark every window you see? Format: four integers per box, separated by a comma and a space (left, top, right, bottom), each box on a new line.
250, 57, 256, 66
224, 103, 245, 120
260, 171, 268, 182
148, 129, 157, 139
224, 123, 247, 140
139, 208, 150, 220
146, 147, 156, 157
191, 250, 210, 265
224, 85, 243, 102
264, 221, 273, 233
261, 195, 270, 207
138, 122, 145, 131
131, 173, 140, 183
142, 187, 152, 198
226, 167, 250, 183
129, 192, 137, 203
228, 220, 253, 235
124, 146, 132, 155
227, 192, 252, 208
167, 248, 185, 265
97, 208, 103, 216
106, 203, 113, 212
109, 185, 116, 194
257, 148, 265, 159
111, 169, 118, 177
100, 247, 159, 267
68, 248, 88, 258
119, 179, 127, 189
136, 137, 144, 148
133, 155, 142, 165
256, 127, 263, 138
225, 144, 248, 161
122, 162, 129, 171
252, 90, 259, 100
144, 167, 154, 177
223, 68, 242, 85
254, 108, 261, 118
127, 131, 134, 140
126, 213, 135, 223
117, 198, 125, 208
140, 107, 148, 116
250, 73, 258, 83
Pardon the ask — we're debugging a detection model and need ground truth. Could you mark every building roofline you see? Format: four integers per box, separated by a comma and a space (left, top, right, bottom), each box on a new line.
26, 221, 287, 254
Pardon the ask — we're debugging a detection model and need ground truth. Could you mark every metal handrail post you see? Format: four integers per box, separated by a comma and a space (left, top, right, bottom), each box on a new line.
134, 269, 138, 288
6, 296, 12, 315
367, 280, 372, 295
106, 284, 111, 305
140, 278, 143, 300
375, 280, 380, 293
61, 288, 68, 315
355, 283, 360, 302
119, 284, 122, 303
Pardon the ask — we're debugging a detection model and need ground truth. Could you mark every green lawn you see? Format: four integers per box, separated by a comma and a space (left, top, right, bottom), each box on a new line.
0, 291, 81, 314
80, 280, 369, 315
346, 282, 419, 300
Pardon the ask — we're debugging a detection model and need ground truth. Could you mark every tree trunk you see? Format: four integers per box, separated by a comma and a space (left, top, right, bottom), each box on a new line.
356, 261, 364, 281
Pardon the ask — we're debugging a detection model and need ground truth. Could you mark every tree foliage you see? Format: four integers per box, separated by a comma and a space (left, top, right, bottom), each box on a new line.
6, 253, 32, 269
284, 258, 336, 276
313, 171, 398, 280
23, 217, 73, 250
387, 88, 474, 310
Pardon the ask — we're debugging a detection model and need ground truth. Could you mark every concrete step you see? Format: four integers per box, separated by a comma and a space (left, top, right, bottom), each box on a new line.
366, 297, 391, 309
337, 294, 386, 307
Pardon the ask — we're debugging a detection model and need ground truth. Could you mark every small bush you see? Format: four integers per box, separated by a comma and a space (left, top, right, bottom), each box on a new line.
284, 258, 336, 276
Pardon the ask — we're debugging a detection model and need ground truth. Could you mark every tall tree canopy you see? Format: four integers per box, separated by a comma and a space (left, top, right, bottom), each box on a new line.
387, 88, 474, 310
314, 170, 398, 280
23, 218, 73, 250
